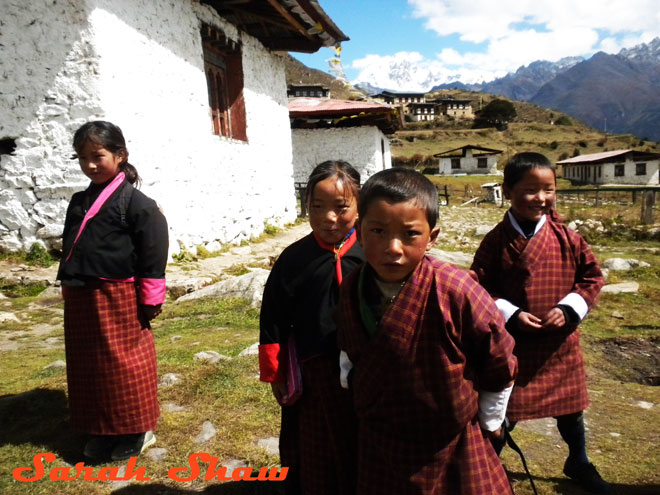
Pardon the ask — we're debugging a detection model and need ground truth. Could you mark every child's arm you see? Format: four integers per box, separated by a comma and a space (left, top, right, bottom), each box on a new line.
542, 231, 604, 330
478, 383, 513, 436
132, 202, 169, 308
259, 258, 290, 386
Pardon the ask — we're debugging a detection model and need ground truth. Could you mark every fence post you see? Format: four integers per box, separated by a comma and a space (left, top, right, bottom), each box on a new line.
641, 191, 655, 224
594, 187, 599, 207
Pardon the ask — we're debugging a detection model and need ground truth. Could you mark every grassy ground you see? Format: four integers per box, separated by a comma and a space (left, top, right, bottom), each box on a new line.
1, 200, 659, 494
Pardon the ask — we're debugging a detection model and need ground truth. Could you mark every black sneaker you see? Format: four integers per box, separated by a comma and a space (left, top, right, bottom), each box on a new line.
83, 435, 118, 459
110, 431, 156, 461
563, 460, 613, 494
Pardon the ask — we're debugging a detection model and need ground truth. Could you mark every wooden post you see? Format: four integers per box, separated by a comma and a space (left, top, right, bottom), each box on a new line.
295, 183, 307, 217
641, 191, 655, 225
594, 187, 600, 207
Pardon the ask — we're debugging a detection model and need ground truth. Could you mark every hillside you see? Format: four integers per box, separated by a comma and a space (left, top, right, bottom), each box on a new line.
391, 89, 660, 167
283, 54, 367, 100
283, 58, 660, 169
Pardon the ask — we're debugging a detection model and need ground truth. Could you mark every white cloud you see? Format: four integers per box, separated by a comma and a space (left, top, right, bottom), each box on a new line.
408, 0, 660, 68
351, 0, 660, 90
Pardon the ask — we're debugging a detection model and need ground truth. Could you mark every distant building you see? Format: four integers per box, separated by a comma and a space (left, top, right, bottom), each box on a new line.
433, 97, 474, 119
373, 90, 427, 105
373, 91, 474, 121
558, 149, 660, 185
287, 84, 330, 98
288, 97, 402, 182
434, 145, 502, 175
408, 102, 439, 121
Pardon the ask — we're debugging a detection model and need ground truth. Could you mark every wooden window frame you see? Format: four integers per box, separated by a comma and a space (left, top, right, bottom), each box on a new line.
615, 164, 625, 177
202, 24, 247, 141
636, 163, 646, 176
451, 158, 461, 169
477, 157, 488, 168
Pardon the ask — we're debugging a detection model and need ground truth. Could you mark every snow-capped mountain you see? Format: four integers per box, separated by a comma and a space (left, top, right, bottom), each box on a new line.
618, 37, 660, 64
352, 56, 497, 93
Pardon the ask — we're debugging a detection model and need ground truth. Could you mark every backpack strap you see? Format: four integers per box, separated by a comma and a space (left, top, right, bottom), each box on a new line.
117, 182, 135, 228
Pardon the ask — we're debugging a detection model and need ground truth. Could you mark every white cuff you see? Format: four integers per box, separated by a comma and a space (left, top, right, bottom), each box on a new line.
495, 299, 520, 322
558, 292, 588, 321
339, 350, 353, 389
478, 385, 514, 431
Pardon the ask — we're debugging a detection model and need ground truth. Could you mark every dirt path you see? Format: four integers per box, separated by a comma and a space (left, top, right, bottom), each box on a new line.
0, 222, 312, 290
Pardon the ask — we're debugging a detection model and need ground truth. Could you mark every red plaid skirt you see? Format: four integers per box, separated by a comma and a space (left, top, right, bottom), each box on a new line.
279, 355, 358, 495
63, 280, 159, 434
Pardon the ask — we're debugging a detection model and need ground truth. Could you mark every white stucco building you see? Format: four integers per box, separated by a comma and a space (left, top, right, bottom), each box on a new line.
288, 98, 401, 183
558, 149, 660, 185
0, 0, 346, 253
435, 145, 502, 175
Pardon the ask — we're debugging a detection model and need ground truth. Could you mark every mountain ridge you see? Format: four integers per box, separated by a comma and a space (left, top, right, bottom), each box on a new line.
352, 38, 660, 141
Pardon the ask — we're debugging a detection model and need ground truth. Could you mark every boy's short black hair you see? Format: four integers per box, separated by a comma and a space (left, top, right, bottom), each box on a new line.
503, 152, 556, 189
358, 168, 438, 228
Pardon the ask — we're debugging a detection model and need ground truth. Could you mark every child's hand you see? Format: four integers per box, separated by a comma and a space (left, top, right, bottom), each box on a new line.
482, 426, 503, 440
541, 307, 566, 330
141, 304, 162, 320
138, 304, 162, 329
270, 381, 288, 405
518, 311, 542, 332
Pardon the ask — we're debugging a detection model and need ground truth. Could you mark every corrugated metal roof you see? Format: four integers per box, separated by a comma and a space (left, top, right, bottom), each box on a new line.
289, 97, 394, 116
557, 149, 632, 164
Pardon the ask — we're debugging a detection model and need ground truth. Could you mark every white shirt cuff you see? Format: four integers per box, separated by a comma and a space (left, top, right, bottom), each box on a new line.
495, 299, 520, 322
478, 385, 514, 431
557, 292, 588, 321
339, 350, 353, 389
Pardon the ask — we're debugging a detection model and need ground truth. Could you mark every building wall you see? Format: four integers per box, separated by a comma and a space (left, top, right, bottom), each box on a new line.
438, 151, 498, 175
565, 158, 660, 185
0, 0, 296, 253
291, 127, 391, 184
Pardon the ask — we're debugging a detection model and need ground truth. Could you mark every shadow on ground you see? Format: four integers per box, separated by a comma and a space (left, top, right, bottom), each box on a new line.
0, 388, 86, 465
113, 481, 285, 494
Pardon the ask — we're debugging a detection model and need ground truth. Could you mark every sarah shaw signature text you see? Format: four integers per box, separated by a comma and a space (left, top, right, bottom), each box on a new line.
13, 453, 288, 482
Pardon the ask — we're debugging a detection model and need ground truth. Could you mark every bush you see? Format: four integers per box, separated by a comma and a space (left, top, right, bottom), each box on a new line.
554, 115, 572, 125
550, 141, 559, 150
578, 140, 588, 148
473, 99, 516, 129
572, 148, 581, 157
25, 243, 57, 267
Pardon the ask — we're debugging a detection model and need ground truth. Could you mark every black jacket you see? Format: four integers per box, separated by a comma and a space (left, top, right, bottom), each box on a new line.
58, 179, 168, 285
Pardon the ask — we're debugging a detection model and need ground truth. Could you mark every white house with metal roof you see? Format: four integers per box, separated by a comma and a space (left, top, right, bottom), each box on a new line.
434, 145, 502, 175
558, 149, 660, 185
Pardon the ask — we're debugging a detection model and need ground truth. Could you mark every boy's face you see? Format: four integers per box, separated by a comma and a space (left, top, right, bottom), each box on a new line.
503, 167, 556, 223
359, 199, 439, 283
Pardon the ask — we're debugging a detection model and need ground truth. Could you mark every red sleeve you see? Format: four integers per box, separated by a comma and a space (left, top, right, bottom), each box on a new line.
259, 343, 285, 383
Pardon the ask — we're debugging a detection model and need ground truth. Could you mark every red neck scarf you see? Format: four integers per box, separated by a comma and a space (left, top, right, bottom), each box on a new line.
313, 228, 357, 285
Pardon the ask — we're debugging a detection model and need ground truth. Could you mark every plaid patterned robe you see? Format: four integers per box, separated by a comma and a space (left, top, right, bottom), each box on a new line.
336, 256, 517, 495
471, 212, 603, 420
63, 281, 159, 434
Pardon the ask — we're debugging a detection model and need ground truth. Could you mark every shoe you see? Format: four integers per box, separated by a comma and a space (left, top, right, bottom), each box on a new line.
110, 431, 156, 461
563, 459, 613, 494
83, 435, 118, 459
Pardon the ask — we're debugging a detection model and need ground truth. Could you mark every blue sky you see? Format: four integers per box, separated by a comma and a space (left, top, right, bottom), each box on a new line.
293, 0, 660, 89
